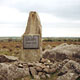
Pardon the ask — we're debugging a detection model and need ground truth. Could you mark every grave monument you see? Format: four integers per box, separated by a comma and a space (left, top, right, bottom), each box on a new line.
20, 11, 42, 62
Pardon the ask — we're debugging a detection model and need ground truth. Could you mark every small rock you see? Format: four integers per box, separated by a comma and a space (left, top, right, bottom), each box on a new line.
41, 74, 46, 79
34, 75, 40, 80
43, 68, 49, 73
34, 63, 42, 67
28, 63, 34, 67
18, 64, 23, 68
29, 67, 37, 77
46, 74, 50, 78
0, 55, 18, 63
38, 72, 43, 76
58, 66, 68, 76
40, 58, 47, 63
49, 68, 57, 74
35, 66, 42, 72
39, 64, 46, 69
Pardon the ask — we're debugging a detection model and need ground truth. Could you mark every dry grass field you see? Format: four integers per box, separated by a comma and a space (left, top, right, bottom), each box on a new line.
0, 37, 80, 57
43, 41, 80, 49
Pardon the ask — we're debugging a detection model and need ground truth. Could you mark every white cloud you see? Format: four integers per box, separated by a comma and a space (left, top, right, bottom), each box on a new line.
0, 0, 80, 37
0, 24, 25, 37
0, 24, 80, 37
0, 6, 28, 24
43, 27, 80, 37
39, 13, 67, 24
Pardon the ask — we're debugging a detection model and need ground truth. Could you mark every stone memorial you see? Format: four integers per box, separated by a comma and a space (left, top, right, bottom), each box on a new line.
20, 11, 42, 62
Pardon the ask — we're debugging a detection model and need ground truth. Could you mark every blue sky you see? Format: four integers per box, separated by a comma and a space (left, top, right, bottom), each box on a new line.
0, 0, 80, 37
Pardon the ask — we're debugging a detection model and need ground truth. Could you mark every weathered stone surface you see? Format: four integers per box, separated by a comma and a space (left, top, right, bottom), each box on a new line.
57, 60, 80, 80
57, 72, 79, 80
0, 62, 29, 80
21, 11, 42, 62
0, 55, 18, 63
43, 43, 80, 62
0, 54, 80, 80
63, 60, 80, 73
24, 11, 42, 37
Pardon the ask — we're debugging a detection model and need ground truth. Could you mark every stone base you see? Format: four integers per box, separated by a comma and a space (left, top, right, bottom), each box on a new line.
20, 49, 42, 62
20, 34, 42, 62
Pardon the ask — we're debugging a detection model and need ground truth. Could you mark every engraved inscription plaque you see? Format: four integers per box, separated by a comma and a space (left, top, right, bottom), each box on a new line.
23, 35, 39, 49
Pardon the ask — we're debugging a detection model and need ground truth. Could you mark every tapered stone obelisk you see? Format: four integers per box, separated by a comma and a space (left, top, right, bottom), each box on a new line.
20, 11, 42, 62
